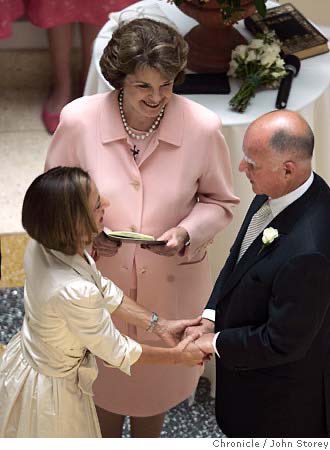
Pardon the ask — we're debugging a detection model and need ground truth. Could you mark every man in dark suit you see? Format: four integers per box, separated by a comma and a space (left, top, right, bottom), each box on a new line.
189, 110, 330, 437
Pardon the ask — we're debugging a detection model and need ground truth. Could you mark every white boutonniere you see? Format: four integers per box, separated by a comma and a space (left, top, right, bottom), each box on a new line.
259, 227, 279, 254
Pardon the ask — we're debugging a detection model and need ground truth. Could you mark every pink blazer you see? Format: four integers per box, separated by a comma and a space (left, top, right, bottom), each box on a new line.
45, 91, 238, 328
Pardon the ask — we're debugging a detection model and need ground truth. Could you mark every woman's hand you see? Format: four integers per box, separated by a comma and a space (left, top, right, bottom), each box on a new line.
194, 333, 215, 355
154, 316, 203, 347
139, 334, 210, 366
141, 226, 189, 257
92, 232, 121, 260
174, 335, 210, 366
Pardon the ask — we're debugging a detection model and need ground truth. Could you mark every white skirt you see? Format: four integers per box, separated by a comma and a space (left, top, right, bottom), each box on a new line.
0, 333, 101, 437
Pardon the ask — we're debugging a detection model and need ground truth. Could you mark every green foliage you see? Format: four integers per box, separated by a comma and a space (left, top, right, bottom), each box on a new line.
215, 0, 267, 21
172, 0, 267, 22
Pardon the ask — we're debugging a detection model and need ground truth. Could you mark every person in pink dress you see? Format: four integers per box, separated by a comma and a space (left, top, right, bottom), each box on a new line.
24, 0, 138, 134
45, 18, 239, 437
0, 0, 24, 39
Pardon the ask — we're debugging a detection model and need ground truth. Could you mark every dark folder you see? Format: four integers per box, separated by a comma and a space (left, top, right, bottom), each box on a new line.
174, 73, 231, 95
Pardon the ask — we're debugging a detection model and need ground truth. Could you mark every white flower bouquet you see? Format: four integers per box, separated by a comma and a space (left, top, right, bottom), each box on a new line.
228, 31, 287, 112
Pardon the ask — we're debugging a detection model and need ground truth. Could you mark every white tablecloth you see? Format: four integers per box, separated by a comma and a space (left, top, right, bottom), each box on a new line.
84, 0, 330, 397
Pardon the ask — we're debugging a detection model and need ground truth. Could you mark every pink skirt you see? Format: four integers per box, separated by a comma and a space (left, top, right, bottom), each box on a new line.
25, 0, 138, 28
93, 286, 203, 417
0, 0, 25, 39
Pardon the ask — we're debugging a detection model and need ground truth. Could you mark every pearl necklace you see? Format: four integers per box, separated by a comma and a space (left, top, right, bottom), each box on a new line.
118, 90, 165, 140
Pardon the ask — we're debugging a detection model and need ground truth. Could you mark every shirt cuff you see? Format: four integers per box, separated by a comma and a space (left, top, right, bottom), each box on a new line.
213, 332, 221, 358
202, 309, 215, 322
104, 285, 124, 314
103, 336, 142, 376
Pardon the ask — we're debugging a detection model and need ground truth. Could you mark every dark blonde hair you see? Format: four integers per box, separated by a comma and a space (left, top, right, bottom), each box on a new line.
100, 18, 188, 89
22, 167, 98, 255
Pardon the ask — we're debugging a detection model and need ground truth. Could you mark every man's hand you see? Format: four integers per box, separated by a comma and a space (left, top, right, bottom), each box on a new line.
141, 226, 189, 257
92, 232, 121, 260
194, 333, 215, 355
154, 316, 203, 347
174, 335, 210, 366
184, 318, 214, 338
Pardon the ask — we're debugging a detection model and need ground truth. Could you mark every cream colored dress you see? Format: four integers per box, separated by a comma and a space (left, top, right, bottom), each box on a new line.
0, 240, 142, 437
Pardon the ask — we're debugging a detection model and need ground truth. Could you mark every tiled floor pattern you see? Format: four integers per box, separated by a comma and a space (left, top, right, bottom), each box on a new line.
0, 50, 81, 234
0, 233, 29, 288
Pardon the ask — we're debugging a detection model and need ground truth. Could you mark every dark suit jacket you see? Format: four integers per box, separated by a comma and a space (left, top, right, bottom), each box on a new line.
206, 173, 330, 437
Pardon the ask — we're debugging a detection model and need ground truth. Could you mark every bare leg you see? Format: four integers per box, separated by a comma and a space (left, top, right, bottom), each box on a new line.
96, 405, 125, 438
130, 412, 166, 438
45, 24, 73, 114
79, 22, 102, 94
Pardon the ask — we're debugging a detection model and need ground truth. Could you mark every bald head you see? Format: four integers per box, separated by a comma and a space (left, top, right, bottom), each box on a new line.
240, 111, 314, 198
247, 110, 314, 160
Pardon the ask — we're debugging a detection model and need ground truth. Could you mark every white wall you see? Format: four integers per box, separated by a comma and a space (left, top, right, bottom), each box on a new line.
278, 0, 330, 27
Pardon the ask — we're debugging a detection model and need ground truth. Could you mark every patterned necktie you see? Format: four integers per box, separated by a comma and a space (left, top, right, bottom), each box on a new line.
237, 201, 272, 262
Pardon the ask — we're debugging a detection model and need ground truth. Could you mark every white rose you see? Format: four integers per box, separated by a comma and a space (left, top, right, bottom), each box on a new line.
249, 38, 264, 49
262, 227, 279, 245
228, 59, 239, 76
275, 58, 285, 69
262, 44, 280, 57
246, 50, 257, 63
233, 45, 248, 59
260, 52, 277, 67
270, 43, 281, 54
271, 71, 283, 79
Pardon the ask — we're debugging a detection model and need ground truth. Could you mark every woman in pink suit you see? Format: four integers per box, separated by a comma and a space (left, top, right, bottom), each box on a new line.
45, 18, 239, 437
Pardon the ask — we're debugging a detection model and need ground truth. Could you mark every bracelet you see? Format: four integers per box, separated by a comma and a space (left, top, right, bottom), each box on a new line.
184, 238, 191, 247
146, 312, 159, 332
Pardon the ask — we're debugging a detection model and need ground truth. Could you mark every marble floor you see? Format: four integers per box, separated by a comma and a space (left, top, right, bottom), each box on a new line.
0, 53, 53, 234
0, 52, 52, 290
0, 49, 222, 438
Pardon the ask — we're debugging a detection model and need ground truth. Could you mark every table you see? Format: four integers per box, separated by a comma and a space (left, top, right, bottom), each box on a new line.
84, 0, 330, 397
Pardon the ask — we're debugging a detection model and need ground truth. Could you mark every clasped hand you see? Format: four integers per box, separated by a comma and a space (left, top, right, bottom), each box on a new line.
154, 316, 213, 366
174, 335, 210, 366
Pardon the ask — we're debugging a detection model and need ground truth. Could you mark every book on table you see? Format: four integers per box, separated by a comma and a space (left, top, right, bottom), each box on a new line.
244, 2, 329, 60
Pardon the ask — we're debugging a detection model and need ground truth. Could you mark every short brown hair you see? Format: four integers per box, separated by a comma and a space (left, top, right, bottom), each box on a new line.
22, 167, 98, 255
100, 18, 188, 89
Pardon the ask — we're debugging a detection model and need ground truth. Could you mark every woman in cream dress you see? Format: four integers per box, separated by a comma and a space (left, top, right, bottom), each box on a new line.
0, 167, 205, 437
